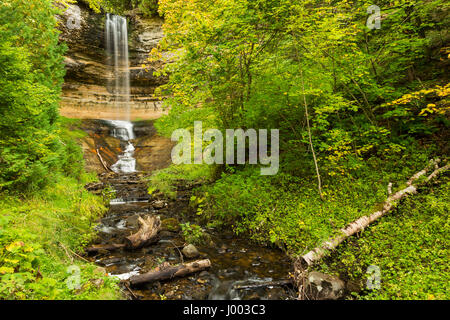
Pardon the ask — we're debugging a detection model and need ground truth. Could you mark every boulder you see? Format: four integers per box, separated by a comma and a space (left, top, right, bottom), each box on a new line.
305, 271, 345, 300
182, 244, 200, 259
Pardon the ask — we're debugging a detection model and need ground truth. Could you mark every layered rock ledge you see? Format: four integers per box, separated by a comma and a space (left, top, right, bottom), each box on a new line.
57, 2, 168, 120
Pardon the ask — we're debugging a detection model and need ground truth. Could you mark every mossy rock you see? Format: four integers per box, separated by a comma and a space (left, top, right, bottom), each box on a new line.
161, 218, 181, 232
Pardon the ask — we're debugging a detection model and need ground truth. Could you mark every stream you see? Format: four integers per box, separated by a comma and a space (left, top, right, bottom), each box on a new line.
86, 120, 295, 300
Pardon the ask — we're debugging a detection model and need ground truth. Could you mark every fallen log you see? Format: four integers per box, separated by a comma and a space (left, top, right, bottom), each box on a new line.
125, 215, 161, 249
129, 259, 211, 286
294, 159, 448, 293
86, 243, 126, 254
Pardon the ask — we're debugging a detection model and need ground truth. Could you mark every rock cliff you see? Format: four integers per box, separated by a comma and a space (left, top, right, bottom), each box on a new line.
57, 1, 167, 120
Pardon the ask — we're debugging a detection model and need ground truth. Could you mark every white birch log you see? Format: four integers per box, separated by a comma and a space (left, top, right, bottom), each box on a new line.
295, 159, 448, 275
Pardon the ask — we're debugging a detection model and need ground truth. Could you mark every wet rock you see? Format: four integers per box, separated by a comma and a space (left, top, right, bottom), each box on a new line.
160, 231, 174, 239
182, 244, 200, 259
199, 271, 209, 277
305, 271, 345, 300
161, 218, 181, 232
152, 200, 166, 209
58, 3, 167, 119
97, 248, 110, 255
126, 215, 140, 228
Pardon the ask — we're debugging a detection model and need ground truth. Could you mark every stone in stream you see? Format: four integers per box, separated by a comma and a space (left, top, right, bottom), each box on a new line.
182, 244, 200, 259
304, 271, 345, 300
152, 200, 166, 209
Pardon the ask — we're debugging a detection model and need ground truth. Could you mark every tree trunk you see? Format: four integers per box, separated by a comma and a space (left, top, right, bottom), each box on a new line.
294, 159, 448, 291
129, 259, 212, 286
86, 243, 126, 254
125, 215, 161, 249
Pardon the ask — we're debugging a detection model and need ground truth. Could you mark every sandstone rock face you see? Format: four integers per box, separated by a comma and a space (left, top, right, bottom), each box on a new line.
57, 2, 168, 120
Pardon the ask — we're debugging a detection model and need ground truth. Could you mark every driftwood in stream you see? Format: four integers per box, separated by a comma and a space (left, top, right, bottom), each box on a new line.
86, 216, 161, 253
294, 159, 449, 295
125, 215, 161, 249
129, 259, 212, 286
86, 243, 126, 253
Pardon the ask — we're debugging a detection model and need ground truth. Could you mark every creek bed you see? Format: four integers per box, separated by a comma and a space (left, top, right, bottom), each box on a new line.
85, 121, 295, 300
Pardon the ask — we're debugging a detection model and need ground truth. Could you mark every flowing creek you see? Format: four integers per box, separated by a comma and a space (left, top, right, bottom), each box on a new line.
86, 120, 295, 300
85, 14, 294, 300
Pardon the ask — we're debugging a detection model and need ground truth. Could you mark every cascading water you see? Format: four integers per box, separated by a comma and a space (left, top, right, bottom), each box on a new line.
106, 120, 136, 174
105, 14, 136, 173
105, 13, 131, 119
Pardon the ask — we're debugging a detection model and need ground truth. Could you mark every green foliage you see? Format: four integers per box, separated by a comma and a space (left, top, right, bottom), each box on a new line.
84, 0, 159, 17
199, 148, 431, 253
0, 175, 122, 300
318, 177, 450, 300
0, 0, 67, 192
180, 222, 206, 245
147, 164, 212, 198
154, 0, 449, 177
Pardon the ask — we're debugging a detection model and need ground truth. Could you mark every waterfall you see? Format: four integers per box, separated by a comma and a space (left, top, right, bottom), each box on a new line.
106, 119, 136, 174
105, 14, 136, 174
105, 13, 131, 121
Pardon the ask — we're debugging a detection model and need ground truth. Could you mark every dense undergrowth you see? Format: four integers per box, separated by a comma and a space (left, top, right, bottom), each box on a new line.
147, 0, 449, 300
0, 174, 121, 300
318, 176, 449, 300
0, 118, 121, 299
148, 137, 448, 300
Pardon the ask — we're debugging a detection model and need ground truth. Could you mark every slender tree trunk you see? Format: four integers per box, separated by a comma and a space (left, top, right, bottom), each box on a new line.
300, 69, 324, 200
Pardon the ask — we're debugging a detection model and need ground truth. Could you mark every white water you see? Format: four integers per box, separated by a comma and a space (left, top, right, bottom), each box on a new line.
104, 119, 136, 173
105, 14, 137, 174
105, 120, 135, 140
105, 14, 131, 121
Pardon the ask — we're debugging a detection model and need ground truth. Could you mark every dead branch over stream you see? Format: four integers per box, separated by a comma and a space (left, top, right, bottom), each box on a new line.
129, 259, 212, 286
